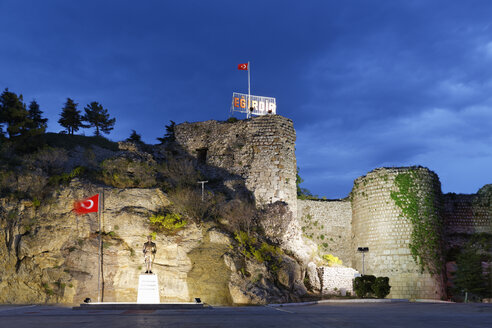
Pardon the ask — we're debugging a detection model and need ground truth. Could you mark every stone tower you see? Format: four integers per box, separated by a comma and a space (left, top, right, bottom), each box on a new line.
351, 167, 446, 299
174, 115, 298, 216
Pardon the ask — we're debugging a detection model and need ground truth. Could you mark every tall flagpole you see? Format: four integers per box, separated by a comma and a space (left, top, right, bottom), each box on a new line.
247, 61, 251, 119
100, 190, 105, 302
97, 192, 101, 302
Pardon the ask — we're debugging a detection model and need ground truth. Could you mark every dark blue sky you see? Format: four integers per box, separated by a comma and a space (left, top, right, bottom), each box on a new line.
1, 0, 491, 198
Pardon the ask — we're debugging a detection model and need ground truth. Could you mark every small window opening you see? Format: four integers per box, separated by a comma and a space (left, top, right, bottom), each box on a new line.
196, 148, 208, 164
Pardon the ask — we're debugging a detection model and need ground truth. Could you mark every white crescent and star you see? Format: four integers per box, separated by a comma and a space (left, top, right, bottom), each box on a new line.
81, 199, 94, 209
240, 64, 247, 69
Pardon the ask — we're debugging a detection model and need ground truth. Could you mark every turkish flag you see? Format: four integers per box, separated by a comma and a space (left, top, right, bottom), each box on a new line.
238, 63, 248, 70
74, 194, 99, 215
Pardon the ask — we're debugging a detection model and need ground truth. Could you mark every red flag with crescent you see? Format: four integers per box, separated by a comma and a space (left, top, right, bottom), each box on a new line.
238, 63, 248, 70
74, 194, 99, 214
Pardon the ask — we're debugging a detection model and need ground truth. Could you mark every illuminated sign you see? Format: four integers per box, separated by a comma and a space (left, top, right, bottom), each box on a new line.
231, 92, 276, 116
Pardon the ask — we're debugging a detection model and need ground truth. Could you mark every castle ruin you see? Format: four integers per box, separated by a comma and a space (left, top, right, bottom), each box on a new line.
174, 115, 491, 300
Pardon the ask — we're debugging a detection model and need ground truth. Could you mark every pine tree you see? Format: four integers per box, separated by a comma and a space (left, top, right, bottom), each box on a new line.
82, 101, 115, 136
126, 130, 143, 144
0, 88, 29, 139
27, 100, 48, 131
157, 121, 176, 144
58, 98, 84, 135
454, 247, 486, 296
0, 89, 47, 151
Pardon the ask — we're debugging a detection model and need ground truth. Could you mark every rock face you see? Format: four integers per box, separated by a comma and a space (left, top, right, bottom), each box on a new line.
260, 202, 316, 266
0, 179, 307, 305
225, 252, 305, 305
0, 181, 202, 304
186, 227, 233, 305
306, 262, 320, 292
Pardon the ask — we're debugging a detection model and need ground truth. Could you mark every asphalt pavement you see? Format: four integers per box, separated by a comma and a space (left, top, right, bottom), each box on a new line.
0, 302, 490, 328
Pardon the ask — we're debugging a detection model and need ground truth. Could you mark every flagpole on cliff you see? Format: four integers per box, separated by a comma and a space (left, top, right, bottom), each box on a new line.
247, 61, 251, 119
101, 190, 105, 302
74, 194, 102, 302
97, 192, 103, 303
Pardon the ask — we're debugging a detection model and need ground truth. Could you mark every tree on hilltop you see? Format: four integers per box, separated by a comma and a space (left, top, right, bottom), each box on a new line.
58, 98, 85, 135
157, 120, 176, 144
82, 101, 115, 136
126, 129, 144, 144
0, 89, 47, 150
27, 100, 48, 132
0, 88, 29, 140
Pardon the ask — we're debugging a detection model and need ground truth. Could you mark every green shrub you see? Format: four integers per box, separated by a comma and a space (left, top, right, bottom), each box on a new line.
453, 240, 491, 298
100, 157, 156, 188
32, 198, 41, 208
234, 231, 257, 258
42, 283, 55, 296
234, 231, 282, 271
322, 254, 343, 266
149, 213, 187, 234
372, 277, 391, 298
225, 117, 239, 123
353, 275, 376, 298
48, 166, 85, 186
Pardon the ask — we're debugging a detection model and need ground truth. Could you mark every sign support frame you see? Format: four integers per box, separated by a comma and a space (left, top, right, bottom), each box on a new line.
247, 61, 251, 119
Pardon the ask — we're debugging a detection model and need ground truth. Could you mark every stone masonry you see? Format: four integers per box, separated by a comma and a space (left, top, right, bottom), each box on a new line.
174, 115, 297, 216
442, 189, 492, 253
319, 266, 360, 295
297, 199, 352, 266
350, 167, 446, 299
173, 115, 491, 300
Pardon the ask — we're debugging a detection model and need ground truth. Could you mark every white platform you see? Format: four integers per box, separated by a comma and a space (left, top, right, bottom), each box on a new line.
137, 274, 160, 303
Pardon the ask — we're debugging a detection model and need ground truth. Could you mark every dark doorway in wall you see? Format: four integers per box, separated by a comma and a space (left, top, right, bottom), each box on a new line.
196, 148, 208, 164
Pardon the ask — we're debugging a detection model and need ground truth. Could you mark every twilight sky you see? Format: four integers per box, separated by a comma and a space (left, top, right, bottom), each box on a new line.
1, 0, 491, 198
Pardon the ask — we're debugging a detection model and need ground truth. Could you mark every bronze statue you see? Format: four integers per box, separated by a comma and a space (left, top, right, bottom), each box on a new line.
143, 235, 157, 274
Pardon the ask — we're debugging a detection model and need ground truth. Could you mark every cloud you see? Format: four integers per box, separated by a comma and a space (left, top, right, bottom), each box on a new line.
297, 103, 492, 198
1, 0, 492, 197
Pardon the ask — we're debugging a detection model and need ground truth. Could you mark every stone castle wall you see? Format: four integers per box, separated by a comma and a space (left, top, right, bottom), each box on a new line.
442, 191, 492, 250
174, 115, 297, 215
350, 167, 445, 299
297, 199, 353, 266
443, 193, 491, 235
319, 266, 359, 295
174, 115, 490, 300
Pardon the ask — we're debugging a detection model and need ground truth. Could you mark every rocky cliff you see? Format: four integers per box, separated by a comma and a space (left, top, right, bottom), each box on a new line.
0, 131, 309, 305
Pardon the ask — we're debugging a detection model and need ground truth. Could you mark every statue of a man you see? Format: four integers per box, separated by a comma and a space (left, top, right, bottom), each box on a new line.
143, 235, 157, 274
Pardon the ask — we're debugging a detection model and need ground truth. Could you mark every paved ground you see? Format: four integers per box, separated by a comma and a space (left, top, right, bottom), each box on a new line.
0, 302, 490, 328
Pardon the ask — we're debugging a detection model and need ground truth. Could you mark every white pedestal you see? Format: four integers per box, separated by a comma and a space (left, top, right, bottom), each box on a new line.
137, 274, 160, 303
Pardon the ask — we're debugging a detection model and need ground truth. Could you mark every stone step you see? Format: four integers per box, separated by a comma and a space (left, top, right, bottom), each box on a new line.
72, 302, 204, 310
